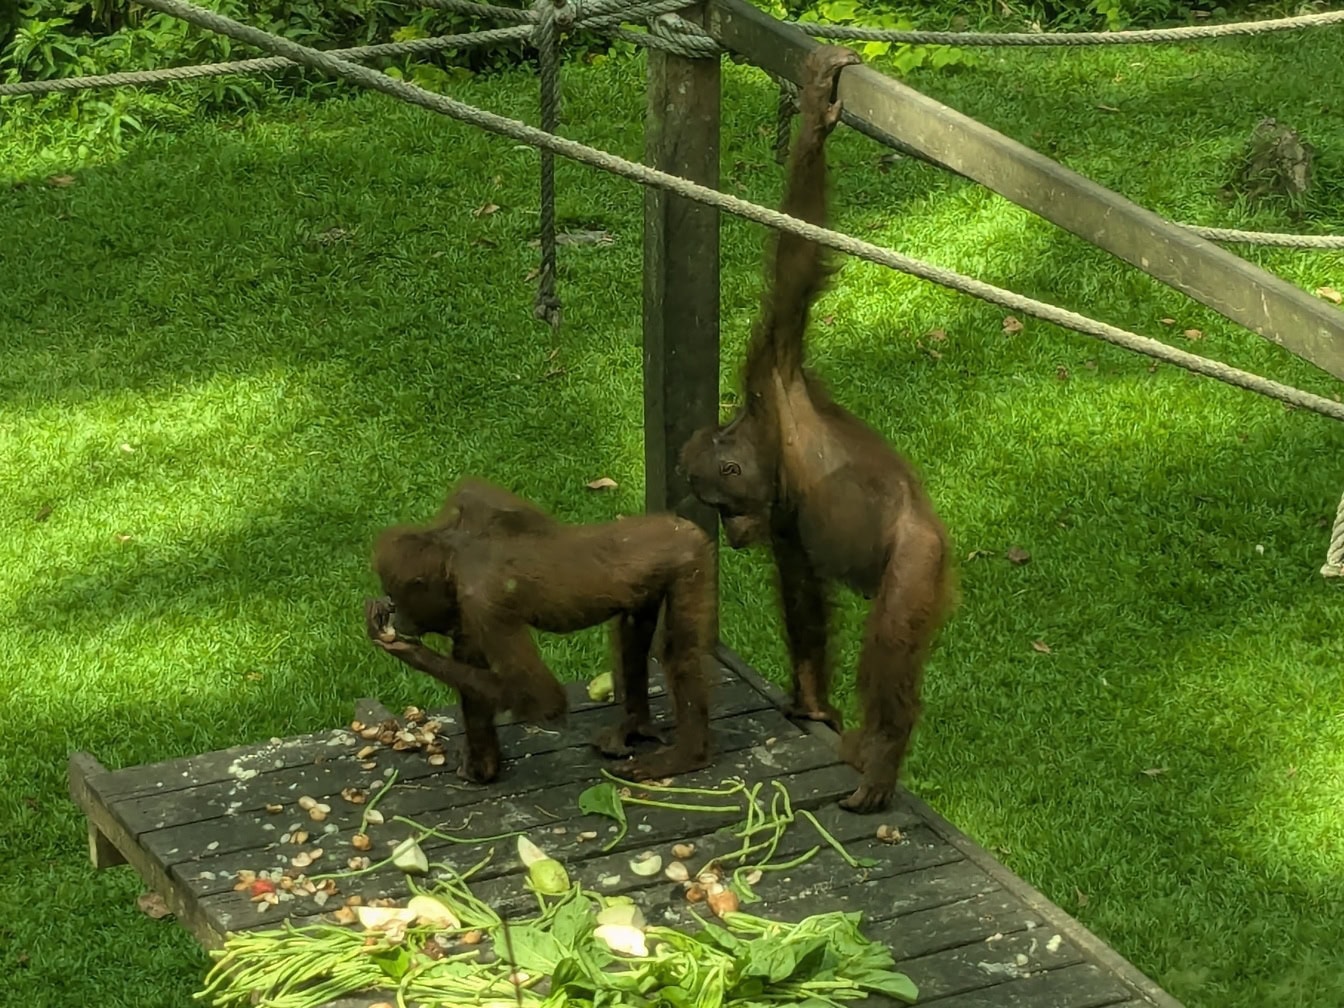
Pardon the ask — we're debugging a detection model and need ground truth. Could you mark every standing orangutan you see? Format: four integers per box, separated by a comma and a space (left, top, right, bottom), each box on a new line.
679, 46, 954, 814
363, 477, 715, 784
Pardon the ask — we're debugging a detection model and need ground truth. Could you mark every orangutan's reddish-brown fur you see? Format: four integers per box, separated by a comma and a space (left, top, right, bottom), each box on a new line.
364, 477, 715, 784
679, 46, 954, 814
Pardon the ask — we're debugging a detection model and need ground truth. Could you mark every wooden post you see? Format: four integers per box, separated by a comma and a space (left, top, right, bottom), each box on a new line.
643, 7, 722, 631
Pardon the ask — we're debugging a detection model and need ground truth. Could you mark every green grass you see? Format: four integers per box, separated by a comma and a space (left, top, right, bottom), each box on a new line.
3, 27, 1344, 1008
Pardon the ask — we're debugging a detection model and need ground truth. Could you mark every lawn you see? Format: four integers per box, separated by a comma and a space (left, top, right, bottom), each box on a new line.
3, 21, 1344, 1008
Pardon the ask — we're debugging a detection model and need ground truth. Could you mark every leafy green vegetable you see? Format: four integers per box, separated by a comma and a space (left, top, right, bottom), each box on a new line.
577, 781, 629, 850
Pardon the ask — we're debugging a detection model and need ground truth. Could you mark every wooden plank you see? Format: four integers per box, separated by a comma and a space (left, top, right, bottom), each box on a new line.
922, 961, 1135, 1008
719, 647, 1183, 1008
68, 752, 223, 948
94, 662, 747, 801
174, 736, 848, 905
904, 790, 1183, 1008
117, 674, 774, 838
86, 818, 127, 869
643, 1, 723, 553
219, 759, 892, 934
895, 929, 1087, 1003
705, 0, 1344, 383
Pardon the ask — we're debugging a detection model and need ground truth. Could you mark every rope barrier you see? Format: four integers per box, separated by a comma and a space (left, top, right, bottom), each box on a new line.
786, 7, 1344, 46
108, 0, 1344, 426
0, 31, 532, 96
1325, 490, 1344, 578
1174, 224, 1344, 250
533, 0, 568, 331
0, 0, 695, 97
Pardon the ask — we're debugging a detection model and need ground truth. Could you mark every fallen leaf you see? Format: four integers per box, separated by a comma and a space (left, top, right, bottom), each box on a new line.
45, 174, 76, 187
1095, 103, 1120, 113
1159, 317, 1176, 326
1286, 765, 1298, 778
16, 951, 28, 968
1316, 286, 1342, 304
1002, 316, 1024, 334
472, 236, 499, 249
586, 477, 618, 491
821, 315, 836, 326
1006, 545, 1032, 565
1074, 887, 1090, 908
114, 533, 133, 543
1182, 328, 1203, 341
1031, 639, 1052, 654
1139, 767, 1168, 777
137, 892, 172, 920
925, 328, 947, 342
34, 504, 53, 523
119, 442, 135, 453
524, 267, 540, 282
1147, 363, 1158, 373
1056, 366, 1070, 381
965, 549, 992, 562
473, 202, 500, 217
1083, 359, 1098, 371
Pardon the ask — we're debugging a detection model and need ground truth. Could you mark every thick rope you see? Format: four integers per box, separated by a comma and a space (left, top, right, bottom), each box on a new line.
1325, 491, 1344, 578
1174, 225, 1344, 250
533, 0, 568, 331
409, 0, 535, 22
121, 0, 1344, 425
774, 81, 796, 165
0, 31, 531, 96
0, 0, 696, 98
787, 7, 1344, 45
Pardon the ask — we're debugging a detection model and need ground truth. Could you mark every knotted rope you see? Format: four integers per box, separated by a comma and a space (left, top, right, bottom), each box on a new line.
1324, 491, 1344, 578
532, 0, 572, 332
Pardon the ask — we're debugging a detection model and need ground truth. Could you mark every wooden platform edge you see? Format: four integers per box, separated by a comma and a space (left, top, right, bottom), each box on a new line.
68, 751, 227, 950
714, 643, 1186, 1008
705, 0, 1344, 384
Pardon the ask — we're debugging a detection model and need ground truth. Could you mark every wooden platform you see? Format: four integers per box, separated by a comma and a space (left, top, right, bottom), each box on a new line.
69, 647, 1183, 1008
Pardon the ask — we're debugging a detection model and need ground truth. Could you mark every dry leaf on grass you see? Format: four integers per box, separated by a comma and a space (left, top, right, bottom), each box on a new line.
1159, 317, 1176, 326
1005, 546, 1032, 566
1030, 639, 1052, 654
1183, 329, 1203, 341
1074, 887, 1090, 908
964, 549, 992, 562
1316, 286, 1342, 304
1139, 766, 1168, 777
137, 892, 172, 920
524, 267, 540, 282
45, 174, 76, 188
1002, 316, 1024, 334
586, 477, 618, 491
1056, 366, 1070, 381
925, 328, 947, 342
473, 203, 500, 218
34, 504, 53, 523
